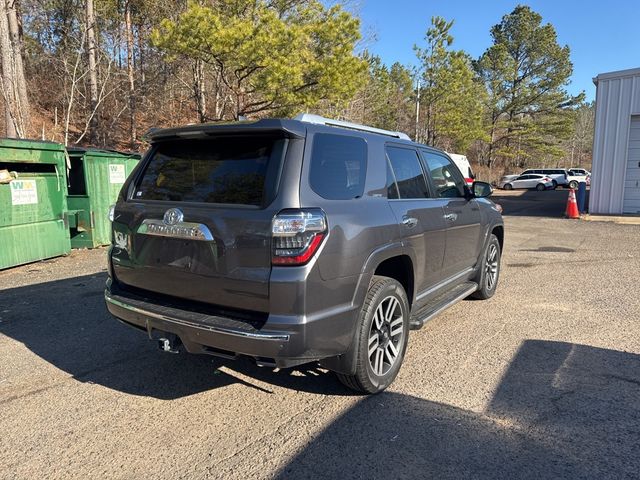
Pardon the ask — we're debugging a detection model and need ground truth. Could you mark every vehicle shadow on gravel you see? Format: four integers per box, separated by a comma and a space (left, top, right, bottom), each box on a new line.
275, 339, 640, 479
491, 189, 589, 217
0, 274, 351, 399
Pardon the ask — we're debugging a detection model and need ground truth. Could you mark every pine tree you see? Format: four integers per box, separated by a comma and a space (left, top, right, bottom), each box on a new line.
475, 5, 584, 168
151, 0, 365, 120
414, 16, 486, 151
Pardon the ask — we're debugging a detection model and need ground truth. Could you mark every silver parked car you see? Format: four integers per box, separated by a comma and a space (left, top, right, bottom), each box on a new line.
521, 168, 569, 188
499, 173, 554, 191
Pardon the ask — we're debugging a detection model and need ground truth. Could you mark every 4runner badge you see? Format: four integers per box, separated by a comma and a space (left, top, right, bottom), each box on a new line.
163, 208, 184, 226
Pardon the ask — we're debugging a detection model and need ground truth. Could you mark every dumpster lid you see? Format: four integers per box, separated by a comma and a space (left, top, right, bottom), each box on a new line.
0, 137, 66, 152
67, 146, 141, 159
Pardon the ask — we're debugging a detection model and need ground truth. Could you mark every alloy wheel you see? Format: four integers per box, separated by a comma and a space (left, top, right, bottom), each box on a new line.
368, 296, 405, 376
485, 243, 499, 290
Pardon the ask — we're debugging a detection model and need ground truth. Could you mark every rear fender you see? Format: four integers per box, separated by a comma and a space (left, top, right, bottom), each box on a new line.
320, 241, 414, 375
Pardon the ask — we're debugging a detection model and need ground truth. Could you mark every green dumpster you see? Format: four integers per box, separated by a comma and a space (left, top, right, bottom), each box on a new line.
66, 148, 140, 248
0, 138, 71, 270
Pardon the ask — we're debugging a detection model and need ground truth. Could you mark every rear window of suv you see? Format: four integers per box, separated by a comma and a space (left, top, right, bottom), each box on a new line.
135, 135, 286, 206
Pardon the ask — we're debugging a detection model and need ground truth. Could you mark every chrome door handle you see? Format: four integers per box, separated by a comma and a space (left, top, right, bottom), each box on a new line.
444, 213, 458, 222
402, 216, 418, 228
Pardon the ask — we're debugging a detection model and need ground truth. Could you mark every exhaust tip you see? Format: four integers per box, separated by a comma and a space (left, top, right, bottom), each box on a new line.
254, 357, 277, 368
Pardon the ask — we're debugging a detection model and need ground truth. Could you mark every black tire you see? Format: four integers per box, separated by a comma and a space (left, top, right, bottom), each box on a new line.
503, 183, 513, 190
535, 183, 545, 191
336, 276, 410, 394
472, 234, 501, 300
569, 180, 579, 189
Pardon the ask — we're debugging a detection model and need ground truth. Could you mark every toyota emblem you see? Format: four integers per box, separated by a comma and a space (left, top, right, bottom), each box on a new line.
163, 208, 184, 225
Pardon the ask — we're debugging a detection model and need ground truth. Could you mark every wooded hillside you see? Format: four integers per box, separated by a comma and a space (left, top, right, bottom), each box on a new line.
0, 1, 593, 177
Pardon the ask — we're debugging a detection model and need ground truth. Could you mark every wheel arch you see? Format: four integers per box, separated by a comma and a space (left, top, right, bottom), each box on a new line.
492, 224, 504, 252
373, 255, 415, 309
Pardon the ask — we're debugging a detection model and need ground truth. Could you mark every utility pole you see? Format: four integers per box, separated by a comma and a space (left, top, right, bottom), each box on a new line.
414, 78, 421, 142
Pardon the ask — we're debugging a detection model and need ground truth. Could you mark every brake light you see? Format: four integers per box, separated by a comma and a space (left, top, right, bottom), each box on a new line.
272, 209, 327, 266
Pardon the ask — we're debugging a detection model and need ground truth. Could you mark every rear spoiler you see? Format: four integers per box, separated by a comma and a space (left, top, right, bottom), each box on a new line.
143, 119, 306, 142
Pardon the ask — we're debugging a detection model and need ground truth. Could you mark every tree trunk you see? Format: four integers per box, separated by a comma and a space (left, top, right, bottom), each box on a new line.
0, 0, 30, 137
487, 116, 496, 168
137, 23, 145, 88
86, 0, 99, 144
6, 0, 29, 134
124, 1, 136, 147
0, 0, 17, 137
212, 68, 223, 120
192, 59, 206, 122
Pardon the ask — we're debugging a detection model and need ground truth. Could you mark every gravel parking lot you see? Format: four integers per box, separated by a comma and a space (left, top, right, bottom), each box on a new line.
1, 191, 639, 479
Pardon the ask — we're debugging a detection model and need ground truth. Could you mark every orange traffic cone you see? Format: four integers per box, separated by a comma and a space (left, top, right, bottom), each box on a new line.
565, 189, 579, 219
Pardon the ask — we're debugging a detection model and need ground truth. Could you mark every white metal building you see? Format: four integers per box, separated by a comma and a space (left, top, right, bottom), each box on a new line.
590, 67, 640, 214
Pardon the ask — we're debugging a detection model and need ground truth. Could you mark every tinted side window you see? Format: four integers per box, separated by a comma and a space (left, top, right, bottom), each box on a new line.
309, 133, 367, 200
386, 146, 428, 199
422, 152, 466, 198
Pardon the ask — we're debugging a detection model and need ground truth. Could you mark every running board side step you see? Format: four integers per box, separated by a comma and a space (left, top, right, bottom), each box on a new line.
409, 281, 478, 330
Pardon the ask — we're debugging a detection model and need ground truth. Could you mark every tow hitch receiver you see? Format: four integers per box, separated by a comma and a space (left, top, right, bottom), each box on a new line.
157, 333, 181, 354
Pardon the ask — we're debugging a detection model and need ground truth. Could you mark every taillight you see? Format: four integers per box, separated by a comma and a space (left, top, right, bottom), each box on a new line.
272, 209, 327, 266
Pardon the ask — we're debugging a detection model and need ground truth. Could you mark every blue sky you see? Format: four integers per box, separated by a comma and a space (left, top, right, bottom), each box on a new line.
356, 0, 640, 101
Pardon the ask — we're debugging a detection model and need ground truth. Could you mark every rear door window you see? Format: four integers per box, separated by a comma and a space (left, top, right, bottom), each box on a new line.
309, 133, 367, 200
135, 136, 286, 206
386, 146, 429, 199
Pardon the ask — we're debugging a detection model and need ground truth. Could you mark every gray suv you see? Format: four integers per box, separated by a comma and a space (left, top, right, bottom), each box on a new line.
105, 114, 504, 394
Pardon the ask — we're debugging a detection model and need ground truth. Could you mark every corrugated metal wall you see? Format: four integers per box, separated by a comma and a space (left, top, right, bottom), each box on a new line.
625, 117, 640, 213
590, 68, 640, 214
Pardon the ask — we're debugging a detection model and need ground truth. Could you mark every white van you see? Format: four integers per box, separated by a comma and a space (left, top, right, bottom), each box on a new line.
446, 153, 475, 186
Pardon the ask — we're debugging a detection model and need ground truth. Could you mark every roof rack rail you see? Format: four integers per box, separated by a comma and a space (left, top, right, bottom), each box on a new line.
294, 113, 411, 141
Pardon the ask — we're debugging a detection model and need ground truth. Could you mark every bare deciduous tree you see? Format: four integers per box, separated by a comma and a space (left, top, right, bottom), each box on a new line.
124, 0, 136, 147
86, 0, 98, 144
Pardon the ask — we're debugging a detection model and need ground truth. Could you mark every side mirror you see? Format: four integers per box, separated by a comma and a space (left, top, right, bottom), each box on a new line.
473, 181, 493, 198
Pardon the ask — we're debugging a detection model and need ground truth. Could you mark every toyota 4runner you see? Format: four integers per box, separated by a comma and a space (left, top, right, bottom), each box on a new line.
105, 114, 504, 394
